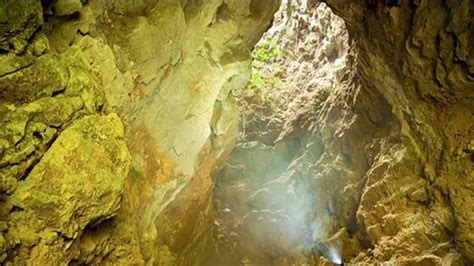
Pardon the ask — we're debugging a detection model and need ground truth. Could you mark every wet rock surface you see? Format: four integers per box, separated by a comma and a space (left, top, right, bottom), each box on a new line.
8, 114, 130, 265
0, 0, 472, 265
324, 0, 473, 264
212, 0, 473, 265
0, 0, 278, 264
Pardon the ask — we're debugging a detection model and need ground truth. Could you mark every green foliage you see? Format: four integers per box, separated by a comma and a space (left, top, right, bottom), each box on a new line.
248, 72, 265, 90
247, 39, 284, 91
253, 39, 283, 62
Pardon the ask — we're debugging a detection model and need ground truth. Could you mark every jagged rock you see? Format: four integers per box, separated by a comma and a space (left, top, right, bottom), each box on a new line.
322, 0, 474, 263
0, 0, 43, 53
212, 0, 473, 265
0, 0, 279, 264
8, 114, 130, 264
0, 54, 68, 104
0, 50, 107, 191
0, 0, 47, 77
0, 0, 471, 265
211, 2, 351, 264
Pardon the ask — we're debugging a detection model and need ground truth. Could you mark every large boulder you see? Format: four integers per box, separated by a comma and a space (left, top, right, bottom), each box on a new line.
8, 114, 130, 264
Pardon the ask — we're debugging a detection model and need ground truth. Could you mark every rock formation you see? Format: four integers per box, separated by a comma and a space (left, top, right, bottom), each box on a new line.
0, 0, 278, 264
211, 1, 352, 264
212, 0, 473, 264
0, 0, 472, 265
322, 0, 473, 264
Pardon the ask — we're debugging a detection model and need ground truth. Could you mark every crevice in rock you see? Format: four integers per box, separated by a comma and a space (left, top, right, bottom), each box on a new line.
0, 0, 472, 265
208, 2, 354, 264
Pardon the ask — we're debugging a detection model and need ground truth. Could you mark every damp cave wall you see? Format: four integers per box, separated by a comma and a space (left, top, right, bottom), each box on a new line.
316, 0, 474, 263
0, 0, 472, 265
0, 0, 279, 264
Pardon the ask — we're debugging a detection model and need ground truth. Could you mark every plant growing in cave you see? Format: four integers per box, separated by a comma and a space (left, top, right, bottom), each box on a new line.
247, 39, 284, 91
253, 39, 283, 62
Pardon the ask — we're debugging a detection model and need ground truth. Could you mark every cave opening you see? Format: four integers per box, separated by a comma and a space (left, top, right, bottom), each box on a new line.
2, 0, 472, 265
209, 1, 352, 265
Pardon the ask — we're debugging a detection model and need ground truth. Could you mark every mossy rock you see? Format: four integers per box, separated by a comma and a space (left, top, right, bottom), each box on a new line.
10, 114, 131, 238
0, 0, 43, 53
0, 54, 68, 104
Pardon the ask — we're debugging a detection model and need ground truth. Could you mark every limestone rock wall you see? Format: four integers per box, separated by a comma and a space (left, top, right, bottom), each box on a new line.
322, 0, 474, 264
1, 0, 472, 265
212, 0, 473, 265
211, 1, 354, 264
0, 0, 279, 264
